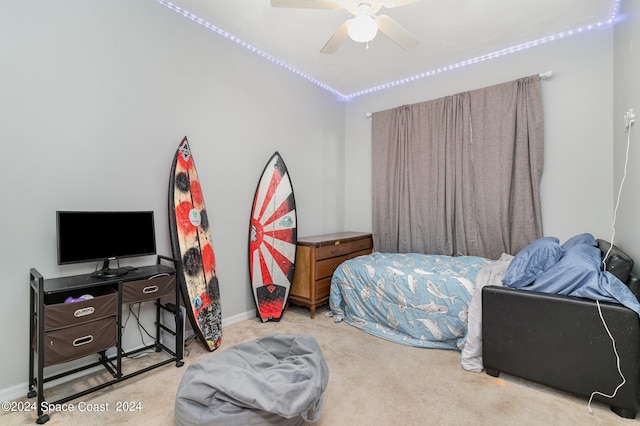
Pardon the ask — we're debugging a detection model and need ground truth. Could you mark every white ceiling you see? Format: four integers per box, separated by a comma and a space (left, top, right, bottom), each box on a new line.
161, 0, 616, 98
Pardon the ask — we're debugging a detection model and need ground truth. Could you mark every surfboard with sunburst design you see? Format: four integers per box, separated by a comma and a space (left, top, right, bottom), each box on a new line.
249, 152, 297, 322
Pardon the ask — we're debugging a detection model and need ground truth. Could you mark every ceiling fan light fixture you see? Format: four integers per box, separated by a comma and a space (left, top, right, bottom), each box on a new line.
348, 14, 378, 43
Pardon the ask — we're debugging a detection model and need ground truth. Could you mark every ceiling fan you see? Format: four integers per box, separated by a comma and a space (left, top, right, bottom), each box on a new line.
270, 0, 421, 54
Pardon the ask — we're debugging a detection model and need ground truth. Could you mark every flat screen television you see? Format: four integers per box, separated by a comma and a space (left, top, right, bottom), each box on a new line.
57, 211, 157, 278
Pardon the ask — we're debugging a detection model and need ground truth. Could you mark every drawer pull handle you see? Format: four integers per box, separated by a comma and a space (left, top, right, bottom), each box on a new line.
73, 335, 94, 346
148, 273, 170, 280
143, 285, 159, 294
74, 307, 95, 317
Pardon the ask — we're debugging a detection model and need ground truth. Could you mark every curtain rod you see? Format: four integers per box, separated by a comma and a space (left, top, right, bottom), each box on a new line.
539, 70, 553, 79
365, 70, 553, 118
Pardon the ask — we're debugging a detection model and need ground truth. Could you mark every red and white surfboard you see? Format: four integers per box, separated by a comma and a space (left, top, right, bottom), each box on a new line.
249, 152, 297, 322
169, 137, 221, 351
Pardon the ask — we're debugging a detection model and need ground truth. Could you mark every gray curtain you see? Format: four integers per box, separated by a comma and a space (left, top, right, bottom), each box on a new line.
371, 75, 544, 259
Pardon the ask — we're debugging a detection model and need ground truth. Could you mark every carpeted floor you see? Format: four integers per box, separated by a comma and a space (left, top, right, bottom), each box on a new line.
3, 305, 637, 425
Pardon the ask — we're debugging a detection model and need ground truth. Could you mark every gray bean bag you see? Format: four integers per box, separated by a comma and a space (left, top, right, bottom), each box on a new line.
175, 333, 329, 426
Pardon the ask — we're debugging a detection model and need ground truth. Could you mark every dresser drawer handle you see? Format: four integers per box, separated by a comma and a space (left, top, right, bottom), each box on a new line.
73, 335, 94, 346
143, 285, 159, 294
74, 307, 95, 318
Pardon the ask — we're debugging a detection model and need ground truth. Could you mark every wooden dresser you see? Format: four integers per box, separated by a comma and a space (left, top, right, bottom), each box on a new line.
290, 232, 373, 318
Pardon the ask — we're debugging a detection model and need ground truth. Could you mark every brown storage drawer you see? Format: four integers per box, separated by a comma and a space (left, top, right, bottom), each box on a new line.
44, 287, 117, 331
316, 254, 350, 280
41, 316, 116, 367
122, 274, 175, 303
316, 243, 352, 260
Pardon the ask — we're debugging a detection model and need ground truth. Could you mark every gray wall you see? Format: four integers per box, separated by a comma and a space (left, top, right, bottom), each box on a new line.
344, 24, 616, 245
0, 1, 345, 393
614, 0, 640, 274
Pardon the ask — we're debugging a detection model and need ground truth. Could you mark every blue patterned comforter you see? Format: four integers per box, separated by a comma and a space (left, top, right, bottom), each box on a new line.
329, 252, 491, 350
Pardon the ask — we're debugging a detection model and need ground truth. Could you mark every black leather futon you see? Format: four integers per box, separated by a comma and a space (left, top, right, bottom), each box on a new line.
482, 238, 640, 418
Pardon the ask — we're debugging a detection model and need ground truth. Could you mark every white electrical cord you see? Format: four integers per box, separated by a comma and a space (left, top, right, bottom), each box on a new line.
587, 300, 626, 414
601, 122, 633, 267
589, 117, 634, 414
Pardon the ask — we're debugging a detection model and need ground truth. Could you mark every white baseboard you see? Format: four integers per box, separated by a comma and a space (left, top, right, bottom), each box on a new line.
1, 309, 256, 403
0, 361, 108, 403
0, 382, 31, 404
222, 309, 256, 327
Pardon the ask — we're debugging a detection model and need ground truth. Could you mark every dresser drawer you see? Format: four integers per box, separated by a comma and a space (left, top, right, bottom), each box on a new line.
350, 248, 373, 259
350, 236, 373, 252
122, 274, 175, 303
41, 316, 117, 367
315, 277, 331, 300
316, 243, 352, 260
316, 254, 350, 280
44, 287, 117, 331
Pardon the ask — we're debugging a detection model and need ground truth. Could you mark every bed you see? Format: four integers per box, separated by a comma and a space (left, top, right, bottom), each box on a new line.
329, 233, 640, 359
329, 252, 492, 350
329, 233, 640, 417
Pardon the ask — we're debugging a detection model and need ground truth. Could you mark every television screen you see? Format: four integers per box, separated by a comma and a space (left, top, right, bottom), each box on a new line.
57, 211, 157, 269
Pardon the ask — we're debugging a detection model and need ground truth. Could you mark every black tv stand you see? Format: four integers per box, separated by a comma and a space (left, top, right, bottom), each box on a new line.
28, 255, 184, 424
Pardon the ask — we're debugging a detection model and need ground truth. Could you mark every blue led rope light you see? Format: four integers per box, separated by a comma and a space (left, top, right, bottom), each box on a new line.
156, 0, 344, 98
344, 0, 621, 100
157, 0, 621, 102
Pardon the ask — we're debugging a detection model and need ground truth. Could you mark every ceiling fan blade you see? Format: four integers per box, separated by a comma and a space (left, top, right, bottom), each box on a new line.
320, 20, 350, 54
382, 0, 422, 8
375, 15, 419, 50
270, 0, 342, 9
